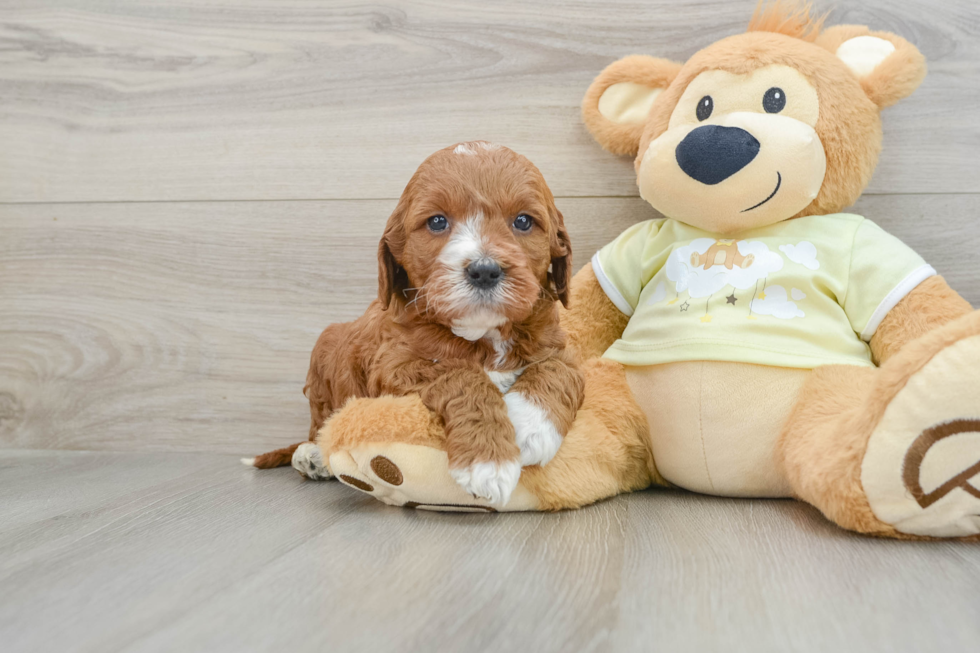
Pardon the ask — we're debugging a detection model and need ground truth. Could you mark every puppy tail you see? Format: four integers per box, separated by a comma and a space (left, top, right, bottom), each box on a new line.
241, 442, 303, 469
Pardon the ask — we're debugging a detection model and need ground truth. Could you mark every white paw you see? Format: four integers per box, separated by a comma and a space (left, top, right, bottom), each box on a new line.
449, 459, 521, 506
504, 392, 563, 467
291, 442, 332, 481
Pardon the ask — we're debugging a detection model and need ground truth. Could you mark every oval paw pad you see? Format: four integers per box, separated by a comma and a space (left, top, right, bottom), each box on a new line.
370, 456, 403, 486
338, 475, 374, 493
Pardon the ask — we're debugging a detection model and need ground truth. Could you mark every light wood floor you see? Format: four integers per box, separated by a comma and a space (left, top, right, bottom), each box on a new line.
2, 1, 979, 651
2, 450, 979, 653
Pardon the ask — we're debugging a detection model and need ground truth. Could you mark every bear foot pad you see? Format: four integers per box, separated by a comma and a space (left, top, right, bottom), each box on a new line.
863, 334, 980, 538
326, 442, 539, 512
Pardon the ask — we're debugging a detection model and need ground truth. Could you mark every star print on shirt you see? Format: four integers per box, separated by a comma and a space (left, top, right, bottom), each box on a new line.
679, 301, 690, 312
726, 293, 737, 305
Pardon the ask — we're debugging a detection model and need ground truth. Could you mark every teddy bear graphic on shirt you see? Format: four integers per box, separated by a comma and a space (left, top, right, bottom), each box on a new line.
655, 238, 817, 322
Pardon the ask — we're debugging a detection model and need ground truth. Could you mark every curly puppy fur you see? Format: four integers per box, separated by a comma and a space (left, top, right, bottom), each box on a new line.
253, 143, 583, 483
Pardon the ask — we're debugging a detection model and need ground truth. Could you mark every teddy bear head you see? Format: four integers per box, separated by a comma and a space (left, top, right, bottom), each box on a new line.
582, 2, 927, 235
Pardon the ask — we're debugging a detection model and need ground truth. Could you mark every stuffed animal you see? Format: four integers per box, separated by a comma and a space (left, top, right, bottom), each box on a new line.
302, 3, 980, 538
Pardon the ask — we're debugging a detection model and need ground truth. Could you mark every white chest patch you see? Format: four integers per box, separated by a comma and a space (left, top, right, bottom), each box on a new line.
451, 309, 507, 341
485, 368, 525, 393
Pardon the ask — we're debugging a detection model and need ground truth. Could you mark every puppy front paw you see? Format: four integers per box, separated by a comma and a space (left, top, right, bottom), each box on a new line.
449, 459, 521, 506
504, 392, 563, 467
291, 442, 332, 481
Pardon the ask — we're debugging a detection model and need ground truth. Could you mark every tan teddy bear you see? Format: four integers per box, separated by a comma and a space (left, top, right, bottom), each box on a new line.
277, 3, 980, 539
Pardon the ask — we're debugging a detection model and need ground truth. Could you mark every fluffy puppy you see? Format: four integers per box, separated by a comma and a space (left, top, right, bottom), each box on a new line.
248, 142, 584, 505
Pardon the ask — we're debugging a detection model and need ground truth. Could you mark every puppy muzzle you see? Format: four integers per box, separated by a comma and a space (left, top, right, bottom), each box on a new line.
465, 258, 504, 291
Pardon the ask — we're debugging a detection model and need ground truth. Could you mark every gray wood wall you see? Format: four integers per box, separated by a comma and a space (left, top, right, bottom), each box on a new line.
2, 0, 978, 454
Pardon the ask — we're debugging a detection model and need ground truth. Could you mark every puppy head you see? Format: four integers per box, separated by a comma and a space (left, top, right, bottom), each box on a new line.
378, 142, 570, 340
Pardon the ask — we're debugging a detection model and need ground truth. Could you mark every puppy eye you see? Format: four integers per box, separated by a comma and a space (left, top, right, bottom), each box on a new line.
513, 214, 533, 232
763, 87, 786, 113
426, 215, 448, 232
696, 96, 713, 121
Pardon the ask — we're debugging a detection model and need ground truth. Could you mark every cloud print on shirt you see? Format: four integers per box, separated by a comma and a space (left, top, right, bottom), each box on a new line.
779, 241, 820, 270
666, 239, 784, 299
751, 285, 805, 319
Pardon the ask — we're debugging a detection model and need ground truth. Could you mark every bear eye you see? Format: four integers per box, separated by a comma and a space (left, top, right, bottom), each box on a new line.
763, 87, 786, 113
427, 215, 448, 232
513, 214, 533, 232
696, 96, 713, 121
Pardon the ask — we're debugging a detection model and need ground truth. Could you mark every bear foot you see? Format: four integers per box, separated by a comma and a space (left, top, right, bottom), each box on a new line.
326, 442, 539, 512
862, 333, 980, 538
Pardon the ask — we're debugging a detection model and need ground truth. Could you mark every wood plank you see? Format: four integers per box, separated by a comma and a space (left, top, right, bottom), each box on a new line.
1, 0, 978, 202
608, 492, 980, 652
0, 451, 365, 652
156, 493, 976, 653
2, 194, 978, 454
0, 449, 216, 538
3, 451, 977, 653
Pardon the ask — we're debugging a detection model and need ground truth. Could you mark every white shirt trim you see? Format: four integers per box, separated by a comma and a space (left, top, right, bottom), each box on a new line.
860, 264, 937, 341
591, 252, 634, 317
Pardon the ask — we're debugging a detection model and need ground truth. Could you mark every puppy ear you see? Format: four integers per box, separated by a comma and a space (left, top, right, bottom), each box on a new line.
377, 204, 408, 309
549, 207, 572, 308
582, 55, 683, 156
816, 26, 926, 108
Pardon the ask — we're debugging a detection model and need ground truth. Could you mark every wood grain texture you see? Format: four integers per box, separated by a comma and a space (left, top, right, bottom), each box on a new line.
2, 194, 978, 454
1, 0, 978, 202
1, 450, 978, 653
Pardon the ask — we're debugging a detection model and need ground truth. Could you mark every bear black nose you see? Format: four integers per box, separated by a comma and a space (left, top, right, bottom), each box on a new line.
466, 258, 503, 290
675, 125, 760, 185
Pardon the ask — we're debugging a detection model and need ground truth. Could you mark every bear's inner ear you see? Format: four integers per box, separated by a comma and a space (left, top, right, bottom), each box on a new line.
597, 82, 663, 125
817, 25, 926, 109
836, 35, 896, 78
582, 55, 682, 157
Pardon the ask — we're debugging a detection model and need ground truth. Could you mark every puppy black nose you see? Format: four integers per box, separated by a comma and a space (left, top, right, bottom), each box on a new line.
466, 259, 503, 290
675, 125, 760, 185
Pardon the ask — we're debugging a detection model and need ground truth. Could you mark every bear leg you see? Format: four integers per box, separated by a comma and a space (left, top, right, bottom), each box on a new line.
778, 312, 980, 539
319, 359, 659, 512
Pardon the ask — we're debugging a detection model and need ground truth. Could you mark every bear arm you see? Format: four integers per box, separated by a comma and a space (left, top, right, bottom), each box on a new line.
559, 262, 631, 361
869, 275, 972, 365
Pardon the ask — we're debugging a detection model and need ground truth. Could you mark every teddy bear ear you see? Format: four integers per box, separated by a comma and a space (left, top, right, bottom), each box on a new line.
582, 55, 683, 156
816, 25, 927, 109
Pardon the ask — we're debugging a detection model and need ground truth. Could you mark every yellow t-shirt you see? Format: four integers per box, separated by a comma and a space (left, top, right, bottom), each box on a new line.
592, 214, 935, 369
